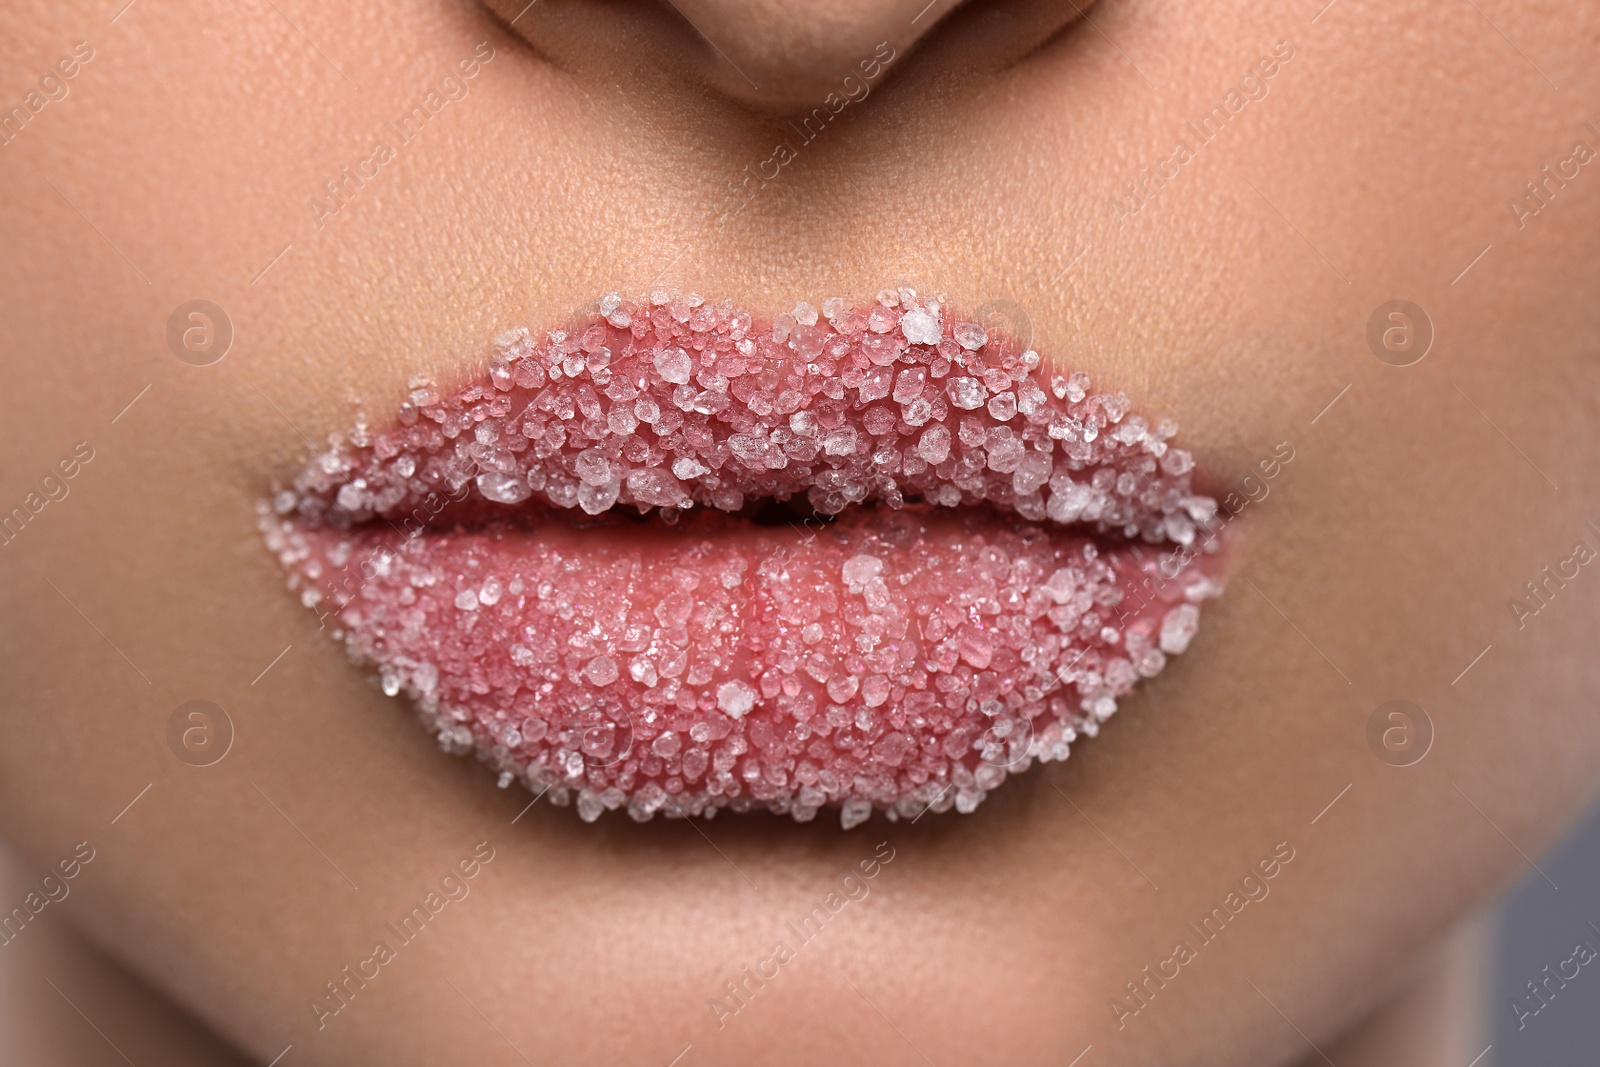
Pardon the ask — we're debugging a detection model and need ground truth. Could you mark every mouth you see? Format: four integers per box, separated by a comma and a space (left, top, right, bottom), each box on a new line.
261, 289, 1231, 828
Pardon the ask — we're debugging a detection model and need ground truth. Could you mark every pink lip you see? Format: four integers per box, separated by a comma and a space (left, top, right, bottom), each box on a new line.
262, 289, 1230, 828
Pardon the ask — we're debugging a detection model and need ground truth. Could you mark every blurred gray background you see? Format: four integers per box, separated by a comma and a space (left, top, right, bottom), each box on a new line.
1490, 793, 1600, 1065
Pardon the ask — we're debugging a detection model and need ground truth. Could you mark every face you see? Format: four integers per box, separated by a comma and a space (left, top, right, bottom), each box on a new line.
2, 1, 1597, 1064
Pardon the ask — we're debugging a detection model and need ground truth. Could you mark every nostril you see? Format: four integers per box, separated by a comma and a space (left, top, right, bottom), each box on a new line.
482, 0, 1094, 111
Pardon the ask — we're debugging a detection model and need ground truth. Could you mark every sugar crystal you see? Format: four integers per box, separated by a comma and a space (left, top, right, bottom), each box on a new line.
264, 292, 1231, 827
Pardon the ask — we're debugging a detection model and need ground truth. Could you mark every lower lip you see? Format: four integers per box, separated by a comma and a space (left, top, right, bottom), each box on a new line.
263, 291, 1230, 828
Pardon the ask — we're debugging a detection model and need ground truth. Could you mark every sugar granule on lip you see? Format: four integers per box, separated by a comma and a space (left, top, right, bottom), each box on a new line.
261, 289, 1230, 828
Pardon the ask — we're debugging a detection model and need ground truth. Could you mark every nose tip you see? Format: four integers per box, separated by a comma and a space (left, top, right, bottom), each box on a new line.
487, 0, 1089, 112
658, 0, 933, 107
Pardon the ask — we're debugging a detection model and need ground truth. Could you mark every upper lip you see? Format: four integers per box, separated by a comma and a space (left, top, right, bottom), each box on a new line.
266, 288, 1230, 827
291, 290, 1217, 543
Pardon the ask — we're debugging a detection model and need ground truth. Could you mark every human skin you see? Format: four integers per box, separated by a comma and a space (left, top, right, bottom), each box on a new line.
1, 0, 1597, 1064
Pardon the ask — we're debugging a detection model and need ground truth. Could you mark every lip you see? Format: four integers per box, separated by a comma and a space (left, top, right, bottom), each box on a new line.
261, 289, 1231, 828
